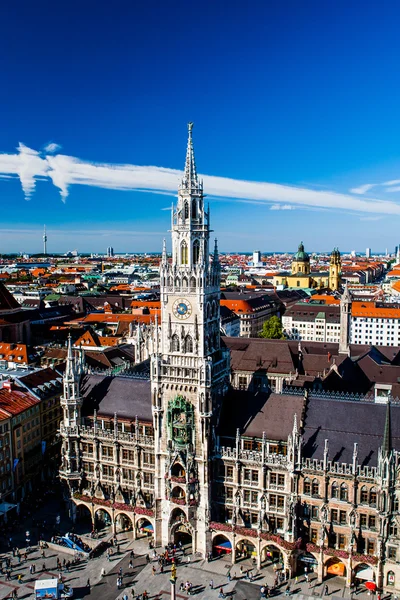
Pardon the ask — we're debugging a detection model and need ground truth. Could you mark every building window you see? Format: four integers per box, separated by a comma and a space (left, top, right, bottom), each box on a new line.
331, 482, 338, 498
171, 335, 180, 352
184, 335, 193, 353
368, 515, 376, 530
193, 240, 200, 264
331, 509, 338, 523
303, 478, 311, 495
388, 548, 397, 561
338, 534, 346, 549
360, 486, 368, 504
312, 479, 319, 496
340, 483, 348, 501
367, 540, 375, 555
360, 513, 367, 528
181, 241, 188, 265
339, 510, 347, 525
369, 488, 377, 506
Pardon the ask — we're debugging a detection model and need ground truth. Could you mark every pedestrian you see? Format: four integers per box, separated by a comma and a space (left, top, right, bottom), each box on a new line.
42, 563, 46, 572
210, 579, 214, 590
130, 588, 135, 599
86, 578, 91, 591
152, 565, 156, 576
130, 550, 134, 559
285, 584, 291, 596
324, 585, 329, 596
218, 587, 225, 599
187, 555, 190, 564
101, 568, 106, 578
129, 560, 133, 569
119, 567, 123, 577
122, 594, 128, 600
145, 554, 150, 564
17, 574, 22, 583
227, 571, 231, 582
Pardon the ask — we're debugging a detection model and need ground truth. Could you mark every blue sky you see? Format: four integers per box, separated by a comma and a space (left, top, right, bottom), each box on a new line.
1, 0, 400, 253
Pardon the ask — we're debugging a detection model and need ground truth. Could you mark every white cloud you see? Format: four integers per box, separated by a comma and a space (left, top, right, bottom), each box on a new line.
44, 142, 62, 154
270, 204, 294, 210
349, 183, 375, 195
1, 143, 400, 216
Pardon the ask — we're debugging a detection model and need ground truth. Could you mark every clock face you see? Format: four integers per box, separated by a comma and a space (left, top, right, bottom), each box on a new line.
173, 298, 192, 320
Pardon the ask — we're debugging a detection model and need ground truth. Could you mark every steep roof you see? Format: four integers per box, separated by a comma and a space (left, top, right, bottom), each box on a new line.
81, 374, 152, 421
218, 390, 305, 440
0, 283, 21, 312
302, 396, 400, 467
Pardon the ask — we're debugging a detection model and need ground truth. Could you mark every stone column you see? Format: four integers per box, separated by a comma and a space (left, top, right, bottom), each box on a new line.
231, 533, 236, 565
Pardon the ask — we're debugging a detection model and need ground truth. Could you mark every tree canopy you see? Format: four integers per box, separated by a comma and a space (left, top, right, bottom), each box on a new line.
259, 315, 284, 339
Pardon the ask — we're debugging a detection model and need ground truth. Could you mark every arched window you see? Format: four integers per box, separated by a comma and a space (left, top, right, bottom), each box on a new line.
312, 479, 319, 496
182, 277, 188, 289
360, 485, 368, 504
340, 483, 348, 501
331, 482, 338, 498
370, 487, 377, 506
184, 201, 189, 220
171, 335, 180, 352
174, 277, 180, 289
190, 276, 196, 289
387, 571, 395, 586
193, 240, 200, 264
303, 478, 311, 495
181, 241, 188, 265
185, 335, 193, 353
191, 198, 197, 219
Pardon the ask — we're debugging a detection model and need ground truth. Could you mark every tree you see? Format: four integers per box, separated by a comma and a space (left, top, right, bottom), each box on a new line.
259, 316, 284, 339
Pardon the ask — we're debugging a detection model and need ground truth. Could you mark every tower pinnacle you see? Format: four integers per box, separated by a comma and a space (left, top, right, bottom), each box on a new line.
181, 122, 199, 190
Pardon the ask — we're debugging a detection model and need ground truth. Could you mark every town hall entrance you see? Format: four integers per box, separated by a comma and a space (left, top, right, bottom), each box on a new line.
173, 523, 192, 548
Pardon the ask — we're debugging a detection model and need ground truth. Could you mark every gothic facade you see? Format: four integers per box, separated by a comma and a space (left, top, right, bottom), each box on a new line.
59, 125, 400, 592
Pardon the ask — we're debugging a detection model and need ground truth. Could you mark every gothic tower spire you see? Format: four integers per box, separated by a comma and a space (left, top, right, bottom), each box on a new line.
382, 400, 392, 457
181, 122, 199, 190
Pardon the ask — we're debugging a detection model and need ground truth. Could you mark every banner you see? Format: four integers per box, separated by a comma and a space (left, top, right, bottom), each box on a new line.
13, 459, 19, 471
42, 441, 46, 455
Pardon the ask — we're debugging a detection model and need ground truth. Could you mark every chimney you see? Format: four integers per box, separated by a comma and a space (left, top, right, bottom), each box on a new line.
3, 380, 14, 391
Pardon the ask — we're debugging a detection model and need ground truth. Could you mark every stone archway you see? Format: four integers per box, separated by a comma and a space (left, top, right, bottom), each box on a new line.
94, 508, 112, 529
136, 517, 154, 539
235, 538, 257, 562
115, 512, 133, 533
75, 503, 92, 528
325, 557, 347, 579
212, 534, 232, 558
261, 544, 284, 567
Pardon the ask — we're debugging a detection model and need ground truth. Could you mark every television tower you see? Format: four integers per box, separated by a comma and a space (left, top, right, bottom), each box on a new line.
43, 225, 47, 255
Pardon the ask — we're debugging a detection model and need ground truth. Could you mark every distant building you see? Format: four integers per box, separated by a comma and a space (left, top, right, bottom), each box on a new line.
107, 246, 114, 257
282, 303, 340, 343
272, 244, 341, 291
366, 247, 371, 258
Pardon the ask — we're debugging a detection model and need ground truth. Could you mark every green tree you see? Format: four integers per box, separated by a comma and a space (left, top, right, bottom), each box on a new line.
259, 315, 284, 339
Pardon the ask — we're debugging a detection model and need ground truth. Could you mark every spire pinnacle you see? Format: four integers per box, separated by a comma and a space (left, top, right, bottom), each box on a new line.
181, 122, 199, 190
66, 332, 74, 378
382, 400, 392, 457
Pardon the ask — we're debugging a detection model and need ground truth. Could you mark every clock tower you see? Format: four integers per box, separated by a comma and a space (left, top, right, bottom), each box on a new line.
151, 123, 230, 554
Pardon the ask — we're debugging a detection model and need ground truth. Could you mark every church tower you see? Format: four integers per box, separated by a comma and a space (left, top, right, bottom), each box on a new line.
329, 247, 341, 291
339, 283, 352, 354
151, 123, 230, 554
59, 334, 83, 488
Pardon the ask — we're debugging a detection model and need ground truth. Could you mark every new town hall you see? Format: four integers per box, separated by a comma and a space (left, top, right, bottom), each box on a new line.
60, 125, 400, 592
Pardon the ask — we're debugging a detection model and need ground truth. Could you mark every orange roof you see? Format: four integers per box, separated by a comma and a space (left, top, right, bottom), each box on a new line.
130, 300, 161, 309
0, 343, 28, 364
220, 299, 254, 313
311, 294, 340, 305
392, 281, 400, 293
352, 301, 400, 319
0, 386, 40, 416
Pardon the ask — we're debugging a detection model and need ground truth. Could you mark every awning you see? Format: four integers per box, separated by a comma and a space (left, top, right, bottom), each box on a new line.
142, 524, 153, 532
215, 541, 232, 552
356, 567, 374, 581
0, 502, 17, 515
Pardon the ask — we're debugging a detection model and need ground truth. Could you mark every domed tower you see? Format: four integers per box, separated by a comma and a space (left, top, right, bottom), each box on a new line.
329, 247, 341, 291
291, 241, 310, 275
